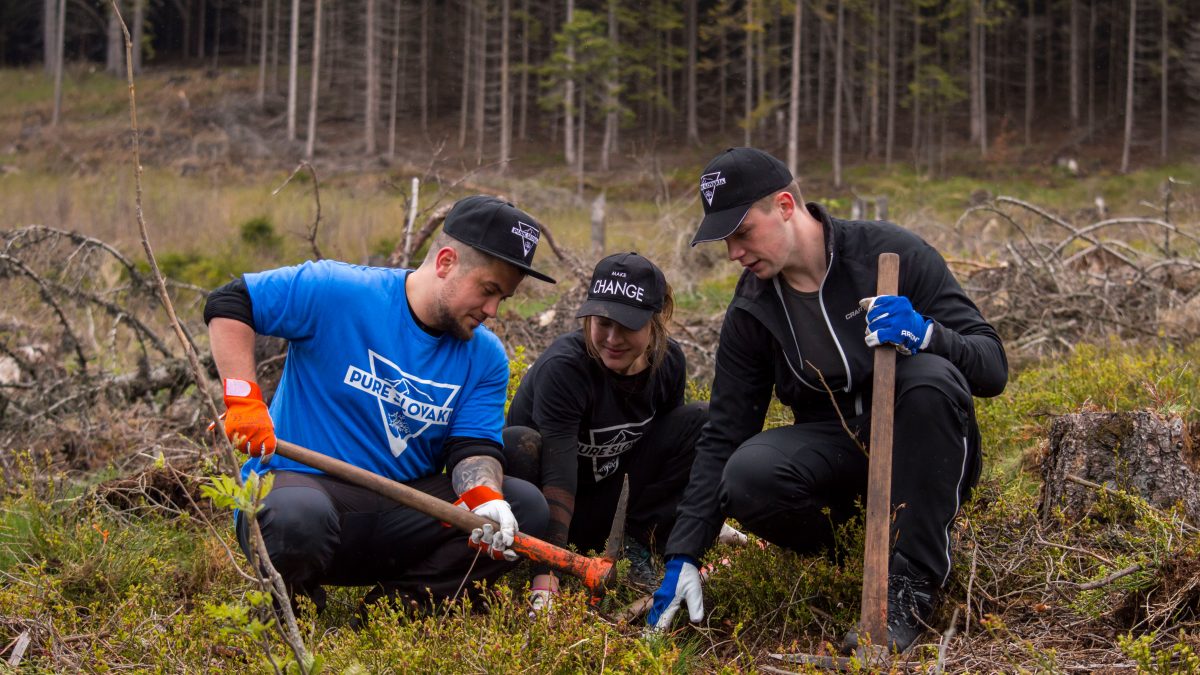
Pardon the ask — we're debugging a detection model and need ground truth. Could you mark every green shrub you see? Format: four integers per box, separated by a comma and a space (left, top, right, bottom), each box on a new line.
238, 215, 283, 254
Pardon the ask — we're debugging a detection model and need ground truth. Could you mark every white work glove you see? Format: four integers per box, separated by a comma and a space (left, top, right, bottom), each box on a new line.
646, 555, 704, 630
528, 573, 559, 617
455, 485, 519, 562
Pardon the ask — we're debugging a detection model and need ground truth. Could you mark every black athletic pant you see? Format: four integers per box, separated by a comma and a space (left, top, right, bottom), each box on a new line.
235, 470, 548, 604
718, 354, 980, 584
503, 402, 708, 555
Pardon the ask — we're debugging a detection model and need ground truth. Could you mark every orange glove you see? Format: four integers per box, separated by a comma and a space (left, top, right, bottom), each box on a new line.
222, 378, 276, 460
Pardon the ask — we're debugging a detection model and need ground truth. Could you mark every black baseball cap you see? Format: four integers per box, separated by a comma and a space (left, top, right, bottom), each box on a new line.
575, 252, 666, 330
692, 147, 794, 246
443, 195, 557, 284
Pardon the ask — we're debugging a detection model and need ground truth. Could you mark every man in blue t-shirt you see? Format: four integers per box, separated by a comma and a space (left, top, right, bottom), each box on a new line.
203, 195, 554, 615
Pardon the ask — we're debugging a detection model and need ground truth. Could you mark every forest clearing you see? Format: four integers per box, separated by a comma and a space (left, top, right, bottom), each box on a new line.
2, 1, 1200, 672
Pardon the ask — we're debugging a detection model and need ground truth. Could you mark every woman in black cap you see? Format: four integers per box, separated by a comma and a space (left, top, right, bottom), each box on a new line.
505, 252, 722, 610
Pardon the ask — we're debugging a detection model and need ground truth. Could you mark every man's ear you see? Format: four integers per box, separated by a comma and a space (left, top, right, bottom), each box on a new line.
434, 246, 458, 278
776, 190, 796, 219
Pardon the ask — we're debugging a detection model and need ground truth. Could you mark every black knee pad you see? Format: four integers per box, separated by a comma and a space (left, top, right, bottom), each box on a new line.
501, 426, 542, 484
501, 476, 549, 539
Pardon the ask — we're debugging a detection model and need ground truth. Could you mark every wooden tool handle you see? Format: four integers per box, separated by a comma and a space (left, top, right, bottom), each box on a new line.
272, 440, 615, 592
861, 252, 900, 646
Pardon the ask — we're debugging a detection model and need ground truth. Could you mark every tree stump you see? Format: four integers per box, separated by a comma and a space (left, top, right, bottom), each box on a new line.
1040, 411, 1200, 526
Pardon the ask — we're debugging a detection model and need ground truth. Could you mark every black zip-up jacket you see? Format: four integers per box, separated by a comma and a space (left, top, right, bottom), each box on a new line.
664, 203, 1008, 561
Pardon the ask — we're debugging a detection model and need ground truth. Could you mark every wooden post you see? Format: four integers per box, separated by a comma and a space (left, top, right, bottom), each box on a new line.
861, 252, 899, 648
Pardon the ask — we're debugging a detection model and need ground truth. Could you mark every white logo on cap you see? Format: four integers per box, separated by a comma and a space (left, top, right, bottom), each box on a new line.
511, 222, 540, 257
700, 172, 727, 206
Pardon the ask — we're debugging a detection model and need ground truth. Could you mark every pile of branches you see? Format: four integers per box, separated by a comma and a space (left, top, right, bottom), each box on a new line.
956, 194, 1200, 358
0, 225, 211, 474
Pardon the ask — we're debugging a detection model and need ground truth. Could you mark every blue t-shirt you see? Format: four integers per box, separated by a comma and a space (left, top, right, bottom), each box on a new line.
240, 260, 509, 483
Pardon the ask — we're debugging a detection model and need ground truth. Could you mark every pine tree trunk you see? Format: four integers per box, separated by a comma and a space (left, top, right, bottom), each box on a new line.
1159, 0, 1167, 160
601, 0, 619, 171
365, 0, 378, 155
1024, 0, 1034, 147
816, 10, 827, 150
44, 0, 56, 75
686, 0, 699, 145
787, 0, 802, 176
909, 2, 919, 160
1087, 0, 1096, 136
270, 0, 281, 95
832, 0, 844, 188
719, 20, 728, 133
197, 0, 206, 60
132, 0, 145, 74
1069, 0, 1080, 127
1121, 0, 1136, 173
458, 0, 473, 149
420, 0, 429, 132
518, 0, 529, 140
51, 0, 66, 126
969, 0, 980, 144
756, 1, 768, 140
744, 0, 754, 146
500, 0, 512, 172
286, 0, 299, 141
564, 0, 577, 166
107, 1, 123, 76
387, 0, 402, 160
868, 0, 880, 158
885, 0, 896, 166
978, 0, 987, 156
473, 2, 487, 166
576, 86, 585, 198
245, 1, 255, 65
211, 1, 221, 71
256, 0, 268, 106
305, 0, 323, 160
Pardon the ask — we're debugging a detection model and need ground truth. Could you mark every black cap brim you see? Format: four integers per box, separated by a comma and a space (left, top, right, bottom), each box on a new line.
575, 299, 654, 330
691, 204, 750, 246
478, 249, 557, 284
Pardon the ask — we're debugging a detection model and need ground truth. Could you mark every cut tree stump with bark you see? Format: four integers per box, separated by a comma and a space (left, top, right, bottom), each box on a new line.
1041, 411, 1200, 526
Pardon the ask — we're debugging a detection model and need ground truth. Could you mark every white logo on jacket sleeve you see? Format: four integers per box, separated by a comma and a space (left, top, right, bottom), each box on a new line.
344, 350, 460, 457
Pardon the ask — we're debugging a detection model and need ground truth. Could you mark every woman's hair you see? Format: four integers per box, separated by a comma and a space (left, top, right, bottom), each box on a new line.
582, 281, 675, 373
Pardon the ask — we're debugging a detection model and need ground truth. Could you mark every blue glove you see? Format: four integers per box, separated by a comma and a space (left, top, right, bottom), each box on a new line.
646, 555, 704, 630
860, 295, 933, 356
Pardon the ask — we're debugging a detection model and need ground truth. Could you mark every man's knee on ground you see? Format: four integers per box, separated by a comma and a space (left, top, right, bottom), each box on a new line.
895, 353, 972, 407
500, 476, 549, 539
501, 426, 542, 484
719, 443, 792, 523
254, 485, 339, 570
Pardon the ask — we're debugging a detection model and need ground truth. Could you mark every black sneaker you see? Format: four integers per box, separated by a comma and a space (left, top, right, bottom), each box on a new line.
351, 583, 429, 629
623, 536, 657, 590
841, 555, 938, 654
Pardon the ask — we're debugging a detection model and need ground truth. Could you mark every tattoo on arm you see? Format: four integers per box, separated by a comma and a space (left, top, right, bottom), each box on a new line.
543, 486, 576, 549
452, 456, 505, 495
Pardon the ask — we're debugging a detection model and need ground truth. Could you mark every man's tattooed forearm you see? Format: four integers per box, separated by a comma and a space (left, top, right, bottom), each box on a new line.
452, 455, 505, 494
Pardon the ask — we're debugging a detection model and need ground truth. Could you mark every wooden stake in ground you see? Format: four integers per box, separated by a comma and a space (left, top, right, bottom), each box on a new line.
861, 251, 900, 646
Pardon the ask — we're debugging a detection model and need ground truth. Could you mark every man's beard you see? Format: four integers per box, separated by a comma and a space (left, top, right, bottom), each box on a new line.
431, 289, 475, 341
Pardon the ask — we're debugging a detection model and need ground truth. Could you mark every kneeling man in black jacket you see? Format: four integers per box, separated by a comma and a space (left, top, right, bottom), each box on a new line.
648, 147, 1008, 654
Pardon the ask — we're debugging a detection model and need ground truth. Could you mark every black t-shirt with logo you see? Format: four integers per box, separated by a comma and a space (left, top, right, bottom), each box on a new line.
507, 330, 686, 499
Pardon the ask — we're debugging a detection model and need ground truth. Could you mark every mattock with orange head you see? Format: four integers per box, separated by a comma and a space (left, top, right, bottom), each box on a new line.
271, 439, 629, 600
